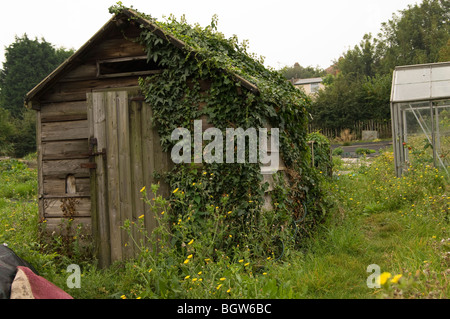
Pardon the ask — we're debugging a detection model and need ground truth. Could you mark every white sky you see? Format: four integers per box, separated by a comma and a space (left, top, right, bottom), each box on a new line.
0, 0, 419, 70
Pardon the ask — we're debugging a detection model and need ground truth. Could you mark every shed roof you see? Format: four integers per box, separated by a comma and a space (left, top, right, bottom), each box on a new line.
25, 8, 260, 109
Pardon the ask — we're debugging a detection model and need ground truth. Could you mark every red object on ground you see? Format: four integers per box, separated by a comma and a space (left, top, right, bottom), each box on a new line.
11, 266, 73, 299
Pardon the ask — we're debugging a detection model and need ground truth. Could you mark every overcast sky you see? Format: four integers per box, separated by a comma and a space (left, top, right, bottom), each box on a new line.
0, 0, 419, 70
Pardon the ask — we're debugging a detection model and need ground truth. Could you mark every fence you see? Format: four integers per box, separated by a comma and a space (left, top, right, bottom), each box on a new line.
308, 120, 392, 140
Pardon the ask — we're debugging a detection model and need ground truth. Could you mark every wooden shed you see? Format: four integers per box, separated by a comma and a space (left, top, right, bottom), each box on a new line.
24, 9, 276, 267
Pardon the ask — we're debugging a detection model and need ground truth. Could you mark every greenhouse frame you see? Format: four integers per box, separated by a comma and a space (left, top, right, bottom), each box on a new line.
390, 61, 450, 177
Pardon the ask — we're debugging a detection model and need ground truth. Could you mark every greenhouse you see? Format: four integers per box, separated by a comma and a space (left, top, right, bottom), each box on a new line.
390, 61, 450, 177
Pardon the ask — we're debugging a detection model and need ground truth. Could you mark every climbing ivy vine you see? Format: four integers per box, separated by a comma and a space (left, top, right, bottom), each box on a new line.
109, 4, 328, 254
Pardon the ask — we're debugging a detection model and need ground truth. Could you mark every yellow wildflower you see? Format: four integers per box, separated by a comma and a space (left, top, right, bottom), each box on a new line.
185, 275, 190, 280
187, 254, 193, 259
140, 186, 146, 193
138, 214, 144, 219
390, 274, 402, 284
173, 188, 179, 193
244, 262, 250, 266
216, 284, 222, 290
188, 239, 194, 245
378, 272, 392, 285
220, 278, 226, 281
183, 259, 189, 264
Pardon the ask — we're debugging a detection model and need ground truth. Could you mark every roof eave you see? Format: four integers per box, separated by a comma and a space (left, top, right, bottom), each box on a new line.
25, 8, 260, 110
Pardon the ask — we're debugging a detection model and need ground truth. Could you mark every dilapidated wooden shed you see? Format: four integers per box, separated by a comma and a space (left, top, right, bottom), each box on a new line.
25, 8, 281, 266
25, 5, 322, 268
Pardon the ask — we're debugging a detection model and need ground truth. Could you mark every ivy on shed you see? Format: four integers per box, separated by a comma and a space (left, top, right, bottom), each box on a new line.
109, 4, 327, 249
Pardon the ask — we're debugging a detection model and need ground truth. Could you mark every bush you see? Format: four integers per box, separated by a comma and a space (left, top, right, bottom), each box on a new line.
332, 147, 344, 156
355, 148, 376, 155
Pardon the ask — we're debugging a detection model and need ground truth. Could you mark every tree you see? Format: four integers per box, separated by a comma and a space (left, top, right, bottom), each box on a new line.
311, 0, 449, 130
0, 35, 73, 157
0, 34, 73, 118
279, 62, 325, 80
376, 0, 450, 73
0, 108, 15, 156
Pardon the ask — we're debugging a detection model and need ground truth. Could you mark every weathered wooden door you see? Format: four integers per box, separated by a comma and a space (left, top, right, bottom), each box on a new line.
87, 88, 170, 267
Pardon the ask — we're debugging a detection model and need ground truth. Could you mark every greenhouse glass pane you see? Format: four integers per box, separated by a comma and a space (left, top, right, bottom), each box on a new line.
434, 100, 450, 170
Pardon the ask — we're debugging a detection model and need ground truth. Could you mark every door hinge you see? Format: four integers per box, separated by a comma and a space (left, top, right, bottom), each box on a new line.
88, 137, 106, 156
80, 162, 97, 169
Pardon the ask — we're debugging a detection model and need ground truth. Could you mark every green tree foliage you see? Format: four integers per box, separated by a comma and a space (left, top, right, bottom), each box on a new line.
0, 34, 73, 118
279, 62, 325, 80
0, 34, 73, 157
377, 0, 450, 73
0, 108, 15, 156
311, 0, 449, 130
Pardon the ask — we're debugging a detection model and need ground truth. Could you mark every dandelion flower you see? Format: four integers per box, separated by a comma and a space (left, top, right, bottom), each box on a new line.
120, 295, 127, 299
188, 239, 194, 245
185, 275, 190, 280
390, 274, 402, 284
148, 269, 153, 273
187, 254, 193, 259
138, 214, 144, 219
183, 259, 189, 264
378, 272, 392, 285
192, 278, 198, 282
220, 278, 226, 281
140, 186, 146, 193
198, 271, 202, 275
173, 188, 179, 194
244, 262, 250, 267
238, 259, 244, 263
227, 288, 231, 293
216, 284, 222, 290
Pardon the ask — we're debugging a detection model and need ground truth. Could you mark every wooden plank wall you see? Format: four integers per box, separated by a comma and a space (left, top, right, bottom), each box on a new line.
37, 24, 145, 236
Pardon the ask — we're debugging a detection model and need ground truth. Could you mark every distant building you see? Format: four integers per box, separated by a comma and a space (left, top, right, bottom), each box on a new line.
293, 77, 324, 96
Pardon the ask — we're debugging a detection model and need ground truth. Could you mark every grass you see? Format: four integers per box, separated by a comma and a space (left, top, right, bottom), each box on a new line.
0, 146, 449, 299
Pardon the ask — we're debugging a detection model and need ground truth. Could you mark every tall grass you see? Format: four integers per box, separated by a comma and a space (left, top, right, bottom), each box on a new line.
0, 145, 448, 299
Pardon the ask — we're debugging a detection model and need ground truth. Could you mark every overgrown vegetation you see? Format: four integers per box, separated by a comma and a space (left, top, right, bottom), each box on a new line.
108, 4, 329, 261
1, 137, 448, 299
0, 0, 448, 301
